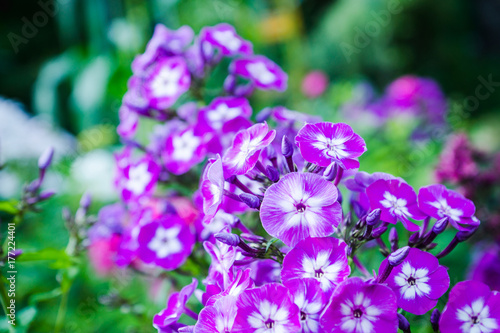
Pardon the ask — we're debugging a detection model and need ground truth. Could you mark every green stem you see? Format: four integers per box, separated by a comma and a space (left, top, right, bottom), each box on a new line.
0, 279, 15, 333
54, 288, 69, 333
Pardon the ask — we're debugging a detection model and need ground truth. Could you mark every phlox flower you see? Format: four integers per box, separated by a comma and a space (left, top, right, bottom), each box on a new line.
115, 152, 160, 202
229, 55, 287, 92
260, 172, 342, 247
320, 277, 399, 333
418, 184, 479, 231
295, 122, 366, 169
233, 283, 301, 333
366, 179, 426, 232
281, 237, 350, 293
379, 247, 450, 315
200, 23, 253, 57
439, 280, 500, 333
163, 125, 207, 175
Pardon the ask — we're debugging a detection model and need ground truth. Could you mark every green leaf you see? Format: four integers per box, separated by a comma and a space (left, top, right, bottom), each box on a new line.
0, 200, 19, 215
17, 248, 73, 269
29, 288, 62, 306
265, 238, 280, 252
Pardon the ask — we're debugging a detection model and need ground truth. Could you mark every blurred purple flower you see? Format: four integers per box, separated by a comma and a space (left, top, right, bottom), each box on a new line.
200, 23, 253, 57
163, 125, 207, 175
229, 55, 287, 92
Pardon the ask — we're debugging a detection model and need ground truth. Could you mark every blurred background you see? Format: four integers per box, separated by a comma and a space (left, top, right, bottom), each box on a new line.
1, 0, 500, 332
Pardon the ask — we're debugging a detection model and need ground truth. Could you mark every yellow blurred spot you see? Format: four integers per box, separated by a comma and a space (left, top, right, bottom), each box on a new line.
259, 10, 302, 43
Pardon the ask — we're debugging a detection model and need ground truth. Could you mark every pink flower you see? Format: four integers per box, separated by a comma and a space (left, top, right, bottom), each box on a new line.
301, 71, 329, 98
295, 122, 366, 169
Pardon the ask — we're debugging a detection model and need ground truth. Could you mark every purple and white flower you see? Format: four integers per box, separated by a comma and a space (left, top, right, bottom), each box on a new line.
233, 283, 301, 333
144, 56, 191, 110
281, 237, 350, 292
198, 97, 252, 132
153, 278, 198, 332
132, 24, 194, 74
222, 122, 276, 176
200, 23, 253, 57
164, 125, 207, 175
320, 277, 399, 333
137, 215, 194, 270
260, 173, 342, 247
116, 154, 160, 202
201, 155, 225, 223
284, 279, 329, 333
418, 184, 479, 231
379, 247, 450, 315
366, 179, 426, 232
194, 295, 238, 333
439, 280, 500, 333
295, 122, 367, 169
229, 56, 287, 92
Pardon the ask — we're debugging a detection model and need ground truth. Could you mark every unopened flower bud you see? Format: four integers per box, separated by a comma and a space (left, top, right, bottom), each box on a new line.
39, 190, 56, 201
388, 246, 410, 267
80, 192, 92, 210
323, 163, 337, 181
456, 228, 477, 242
408, 232, 420, 246
366, 209, 381, 226
430, 309, 441, 332
371, 225, 387, 239
38, 147, 54, 170
266, 145, 277, 160
240, 233, 265, 243
281, 136, 294, 158
398, 313, 411, 333
432, 217, 448, 234
239, 193, 261, 209
215, 232, 241, 247
266, 166, 280, 182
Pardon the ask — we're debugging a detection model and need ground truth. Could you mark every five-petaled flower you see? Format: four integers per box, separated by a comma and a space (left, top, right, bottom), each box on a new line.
379, 247, 450, 315
295, 122, 367, 169
260, 173, 342, 247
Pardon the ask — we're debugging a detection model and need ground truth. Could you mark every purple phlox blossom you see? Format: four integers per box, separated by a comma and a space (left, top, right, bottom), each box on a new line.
384, 75, 447, 125
153, 278, 198, 332
194, 295, 238, 333
295, 122, 367, 170
281, 237, 350, 293
270, 106, 322, 125
117, 106, 139, 139
439, 280, 500, 333
229, 55, 288, 92
122, 76, 150, 115
206, 268, 254, 307
198, 210, 241, 242
163, 125, 208, 175
115, 208, 154, 267
418, 184, 479, 231
88, 203, 126, 243
148, 119, 186, 156
132, 24, 194, 75
366, 179, 426, 232
233, 283, 301, 333
198, 97, 252, 132
245, 258, 282, 286
468, 243, 500, 292
137, 214, 194, 270
435, 133, 478, 184
345, 171, 402, 217
115, 153, 160, 203
320, 277, 399, 333
222, 122, 276, 177
200, 23, 253, 57
143, 56, 191, 110
201, 155, 224, 223
284, 278, 329, 333
379, 247, 450, 315
260, 172, 342, 247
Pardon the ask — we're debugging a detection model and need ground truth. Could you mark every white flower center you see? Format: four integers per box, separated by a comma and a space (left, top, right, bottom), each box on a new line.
247, 300, 290, 332
212, 30, 242, 51
394, 262, 431, 300
207, 104, 242, 129
148, 226, 182, 258
126, 162, 152, 195
172, 130, 201, 162
151, 65, 183, 98
380, 192, 410, 217
246, 62, 276, 84
301, 251, 344, 291
429, 198, 463, 222
456, 298, 498, 333
339, 293, 381, 333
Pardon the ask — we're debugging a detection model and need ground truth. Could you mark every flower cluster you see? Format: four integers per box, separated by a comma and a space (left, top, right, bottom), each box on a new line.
90, 24, 487, 333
